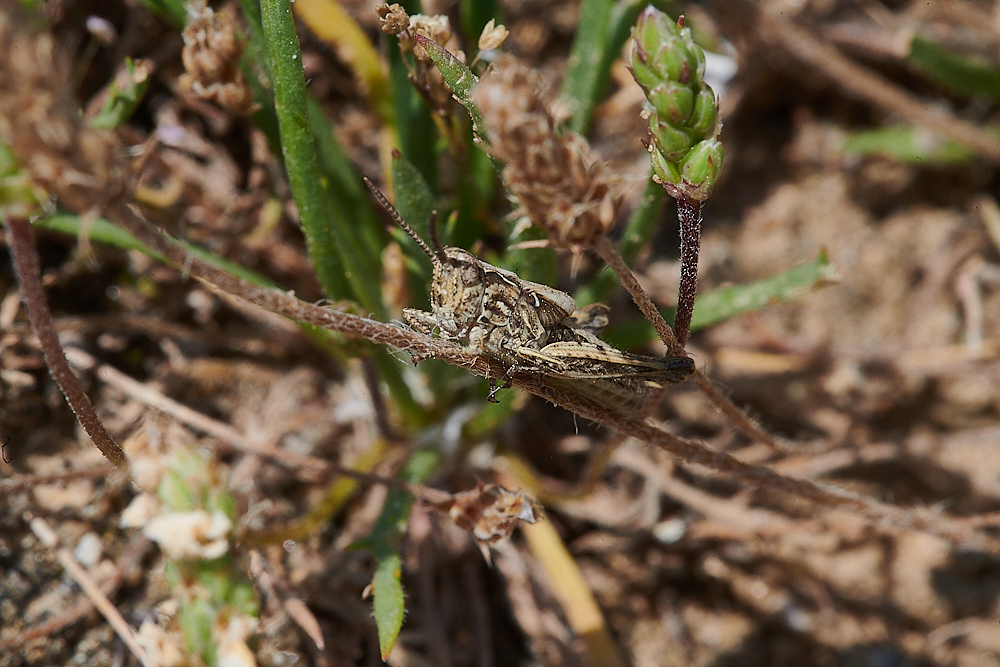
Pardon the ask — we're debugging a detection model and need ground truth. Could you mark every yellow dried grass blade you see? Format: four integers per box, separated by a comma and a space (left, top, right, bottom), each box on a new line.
292, 0, 394, 128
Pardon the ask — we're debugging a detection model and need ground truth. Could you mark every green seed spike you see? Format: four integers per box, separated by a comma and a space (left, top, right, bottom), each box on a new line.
629, 6, 723, 202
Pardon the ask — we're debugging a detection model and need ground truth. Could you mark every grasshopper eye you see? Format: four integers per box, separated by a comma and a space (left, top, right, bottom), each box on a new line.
462, 264, 479, 284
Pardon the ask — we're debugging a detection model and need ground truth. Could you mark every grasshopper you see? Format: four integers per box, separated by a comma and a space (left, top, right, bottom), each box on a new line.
364, 179, 694, 404
365, 179, 574, 363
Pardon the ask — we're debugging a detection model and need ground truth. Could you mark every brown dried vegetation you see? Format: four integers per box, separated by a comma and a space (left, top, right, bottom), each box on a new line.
2, 1, 1000, 667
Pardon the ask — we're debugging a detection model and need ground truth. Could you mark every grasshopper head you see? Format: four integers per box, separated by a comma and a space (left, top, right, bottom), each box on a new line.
431, 247, 486, 338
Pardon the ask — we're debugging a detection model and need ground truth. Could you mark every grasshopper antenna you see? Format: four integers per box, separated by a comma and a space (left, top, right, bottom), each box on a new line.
427, 211, 446, 263
364, 177, 444, 265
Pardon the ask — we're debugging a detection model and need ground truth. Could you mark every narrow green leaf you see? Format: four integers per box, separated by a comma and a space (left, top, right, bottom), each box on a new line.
841, 125, 978, 164
137, 0, 186, 28
307, 96, 385, 260
604, 251, 836, 348
391, 152, 436, 308
908, 35, 1000, 103
34, 212, 278, 286
259, 0, 355, 302
389, 44, 439, 190
178, 598, 216, 665
561, 0, 676, 135
559, 0, 614, 135
373, 553, 405, 659
33, 212, 372, 361
371, 449, 440, 660
390, 153, 437, 242
415, 35, 488, 142
690, 250, 835, 330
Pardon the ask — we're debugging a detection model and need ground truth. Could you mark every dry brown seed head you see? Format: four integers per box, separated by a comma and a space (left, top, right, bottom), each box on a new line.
473, 57, 621, 254
377, 3, 409, 35
179, 5, 255, 116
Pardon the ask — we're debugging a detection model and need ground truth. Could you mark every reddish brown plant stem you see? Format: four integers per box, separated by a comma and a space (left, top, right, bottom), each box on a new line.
674, 196, 701, 346
4, 216, 128, 470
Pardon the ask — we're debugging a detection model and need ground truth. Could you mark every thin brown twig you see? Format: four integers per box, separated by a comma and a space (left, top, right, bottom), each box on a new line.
4, 216, 128, 470
28, 518, 149, 665
689, 371, 787, 451
593, 234, 787, 451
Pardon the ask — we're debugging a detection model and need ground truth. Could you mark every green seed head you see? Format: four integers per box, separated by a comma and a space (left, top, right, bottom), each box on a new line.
630, 6, 723, 201
647, 81, 694, 125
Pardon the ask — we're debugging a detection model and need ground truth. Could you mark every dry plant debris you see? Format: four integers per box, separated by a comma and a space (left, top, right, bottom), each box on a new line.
1, 1, 1000, 666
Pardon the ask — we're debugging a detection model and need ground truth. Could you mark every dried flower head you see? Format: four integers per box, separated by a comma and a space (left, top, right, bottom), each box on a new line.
473, 57, 620, 255
377, 5, 465, 116
178, 5, 255, 116
376, 3, 409, 35
477, 19, 509, 51
0, 4, 126, 213
428, 481, 540, 562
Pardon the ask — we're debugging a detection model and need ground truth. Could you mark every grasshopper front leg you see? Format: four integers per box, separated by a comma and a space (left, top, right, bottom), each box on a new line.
403, 307, 439, 335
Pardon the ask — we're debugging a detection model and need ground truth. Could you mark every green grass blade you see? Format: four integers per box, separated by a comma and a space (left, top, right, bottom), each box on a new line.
605, 251, 836, 348
908, 35, 1000, 104
33, 212, 369, 360
689, 250, 835, 329
559, 0, 655, 135
841, 125, 979, 164
389, 45, 439, 190
390, 152, 436, 308
137, 0, 185, 28
260, 0, 356, 302
370, 449, 440, 659
307, 96, 386, 260
415, 35, 487, 142
559, 0, 613, 134
35, 212, 280, 286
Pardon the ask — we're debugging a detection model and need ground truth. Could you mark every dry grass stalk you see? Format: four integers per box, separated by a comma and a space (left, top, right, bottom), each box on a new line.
103, 203, 1000, 553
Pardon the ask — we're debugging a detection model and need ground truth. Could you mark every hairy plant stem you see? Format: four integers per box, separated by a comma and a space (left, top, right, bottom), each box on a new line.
106, 203, 998, 551
4, 216, 128, 470
674, 196, 701, 346
689, 372, 786, 451
593, 235, 683, 356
